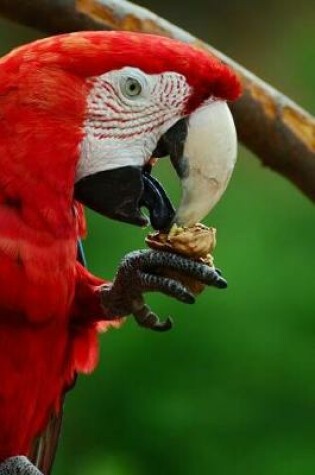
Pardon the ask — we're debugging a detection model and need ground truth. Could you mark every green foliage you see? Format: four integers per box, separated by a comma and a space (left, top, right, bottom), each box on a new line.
0, 10, 314, 475
56, 151, 314, 475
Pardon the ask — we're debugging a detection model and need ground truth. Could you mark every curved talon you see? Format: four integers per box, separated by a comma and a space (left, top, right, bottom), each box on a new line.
132, 303, 173, 332
151, 316, 173, 332
215, 276, 227, 288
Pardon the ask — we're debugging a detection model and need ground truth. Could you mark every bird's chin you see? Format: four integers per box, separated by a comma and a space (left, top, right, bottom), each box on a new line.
74, 165, 175, 231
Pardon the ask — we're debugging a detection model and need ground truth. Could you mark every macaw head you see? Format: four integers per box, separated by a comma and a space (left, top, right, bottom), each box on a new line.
0, 32, 241, 231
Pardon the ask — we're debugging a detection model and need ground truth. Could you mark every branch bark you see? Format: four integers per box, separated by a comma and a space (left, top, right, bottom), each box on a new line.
0, 0, 314, 201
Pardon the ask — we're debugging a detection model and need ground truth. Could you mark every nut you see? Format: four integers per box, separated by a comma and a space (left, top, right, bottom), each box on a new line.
145, 224, 216, 295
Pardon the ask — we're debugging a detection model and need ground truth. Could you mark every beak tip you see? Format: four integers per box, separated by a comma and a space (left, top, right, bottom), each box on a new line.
141, 173, 175, 231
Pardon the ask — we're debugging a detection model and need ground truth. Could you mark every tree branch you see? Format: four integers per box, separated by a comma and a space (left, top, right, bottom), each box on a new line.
0, 0, 314, 201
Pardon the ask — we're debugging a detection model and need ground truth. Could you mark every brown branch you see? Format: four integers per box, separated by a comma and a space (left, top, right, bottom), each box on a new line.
0, 0, 314, 201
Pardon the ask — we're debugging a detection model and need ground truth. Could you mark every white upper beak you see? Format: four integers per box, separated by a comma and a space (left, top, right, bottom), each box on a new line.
175, 100, 237, 226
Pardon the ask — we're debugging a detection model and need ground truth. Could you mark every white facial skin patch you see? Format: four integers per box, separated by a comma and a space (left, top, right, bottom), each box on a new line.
76, 67, 191, 181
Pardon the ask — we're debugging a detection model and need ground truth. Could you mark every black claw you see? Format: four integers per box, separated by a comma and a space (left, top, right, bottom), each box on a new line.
202, 268, 227, 288
135, 312, 173, 332
216, 277, 228, 289
182, 292, 196, 304
151, 316, 173, 332
132, 303, 173, 332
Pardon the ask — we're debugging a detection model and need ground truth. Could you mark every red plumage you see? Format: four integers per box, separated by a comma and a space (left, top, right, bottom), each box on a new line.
0, 31, 240, 462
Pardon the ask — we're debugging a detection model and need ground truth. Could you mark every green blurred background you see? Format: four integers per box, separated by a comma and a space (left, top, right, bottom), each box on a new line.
0, 1, 314, 474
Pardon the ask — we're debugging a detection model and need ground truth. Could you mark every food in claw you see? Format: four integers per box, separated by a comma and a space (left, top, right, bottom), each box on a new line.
146, 224, 216, 294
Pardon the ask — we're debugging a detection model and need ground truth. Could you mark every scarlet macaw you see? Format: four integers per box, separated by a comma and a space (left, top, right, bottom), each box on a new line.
0, 31, 240, 474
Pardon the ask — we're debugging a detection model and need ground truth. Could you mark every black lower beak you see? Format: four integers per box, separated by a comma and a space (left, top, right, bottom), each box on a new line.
140, 172, 175, 230
74, 166, 175, 231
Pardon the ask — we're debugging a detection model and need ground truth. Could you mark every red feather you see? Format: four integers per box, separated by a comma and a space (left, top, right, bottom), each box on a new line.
3, 31, 241, 111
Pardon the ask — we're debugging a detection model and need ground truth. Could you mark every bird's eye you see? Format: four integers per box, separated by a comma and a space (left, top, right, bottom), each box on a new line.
121, 77, 142, 98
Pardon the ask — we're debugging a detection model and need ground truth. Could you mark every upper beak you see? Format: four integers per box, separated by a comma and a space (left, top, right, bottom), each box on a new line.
155, 100, 237, 227
74, 100, 237, 230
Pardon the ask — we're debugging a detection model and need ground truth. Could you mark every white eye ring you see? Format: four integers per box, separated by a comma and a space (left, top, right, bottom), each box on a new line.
121, 76, 143, 98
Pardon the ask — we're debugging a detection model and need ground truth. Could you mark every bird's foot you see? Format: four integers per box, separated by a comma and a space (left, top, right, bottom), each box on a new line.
0, 456, 43, 475
100, 249, 226, 332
